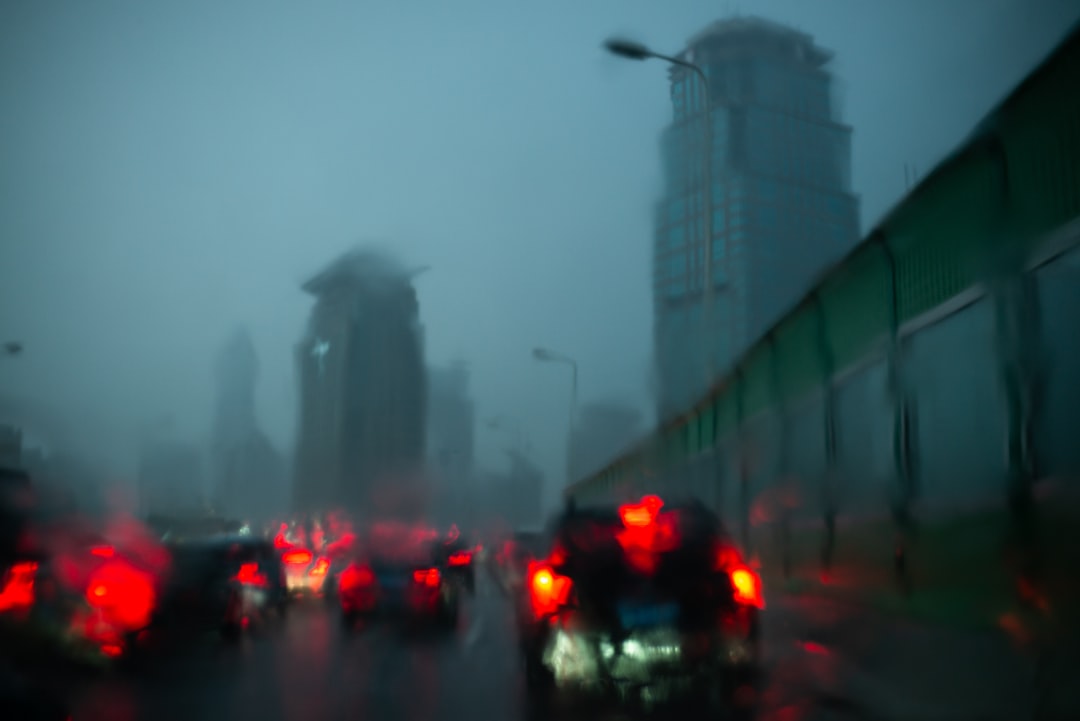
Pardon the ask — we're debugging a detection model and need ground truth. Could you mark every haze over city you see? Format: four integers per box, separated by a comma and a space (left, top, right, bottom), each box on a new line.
1, 0, 1076, 508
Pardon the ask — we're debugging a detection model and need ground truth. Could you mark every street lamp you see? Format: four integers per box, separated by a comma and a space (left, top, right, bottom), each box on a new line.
532, 346, 579, 483
605, 36, 716, 388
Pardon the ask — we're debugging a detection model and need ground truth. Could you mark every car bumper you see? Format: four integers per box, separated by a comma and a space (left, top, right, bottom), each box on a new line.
528, 613, 759, 696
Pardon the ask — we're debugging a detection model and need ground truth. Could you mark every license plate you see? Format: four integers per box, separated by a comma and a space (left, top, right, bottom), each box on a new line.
377, 575, 407, 590
617, 602, 679, 629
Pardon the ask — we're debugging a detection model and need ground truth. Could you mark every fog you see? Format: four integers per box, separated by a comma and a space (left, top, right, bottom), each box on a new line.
1, 0, 1077, 507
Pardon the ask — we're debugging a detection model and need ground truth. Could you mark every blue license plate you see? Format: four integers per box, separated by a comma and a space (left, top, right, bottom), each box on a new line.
617, 602, 679, 629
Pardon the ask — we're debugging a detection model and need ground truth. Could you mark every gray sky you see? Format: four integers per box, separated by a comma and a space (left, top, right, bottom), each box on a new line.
1, 0, 1077, 501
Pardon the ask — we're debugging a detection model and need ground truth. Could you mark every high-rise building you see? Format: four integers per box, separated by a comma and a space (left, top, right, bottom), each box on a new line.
210, 327, 286, 522
293, 249, 427, 515
427, 362, 475, 502
653, 16, 860, 419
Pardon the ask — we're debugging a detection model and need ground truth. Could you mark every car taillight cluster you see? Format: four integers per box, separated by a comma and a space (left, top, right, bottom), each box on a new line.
527, 562, 573, 617
412, 568, 440, 587
714, 544, 764, 609
448, 551, 472, 567
282, 549, 313, 566
0, 560, 38, 613
338, 563, 375, 593
310, 557, 331, 577
234, 562, 268, 588
84, 558, 157, 630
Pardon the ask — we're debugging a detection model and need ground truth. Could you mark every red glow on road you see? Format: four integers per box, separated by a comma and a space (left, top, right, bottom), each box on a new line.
801, 640, 829, 656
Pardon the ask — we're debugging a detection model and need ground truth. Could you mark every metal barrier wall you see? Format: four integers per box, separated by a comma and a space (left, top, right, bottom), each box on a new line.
567, 25, 1080, 626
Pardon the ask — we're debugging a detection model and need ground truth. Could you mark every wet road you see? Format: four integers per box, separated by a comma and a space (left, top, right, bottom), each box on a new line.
61, 574, 1019, 721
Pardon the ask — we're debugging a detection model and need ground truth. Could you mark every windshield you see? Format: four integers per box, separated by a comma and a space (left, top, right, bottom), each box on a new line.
2, 3, 1079, 721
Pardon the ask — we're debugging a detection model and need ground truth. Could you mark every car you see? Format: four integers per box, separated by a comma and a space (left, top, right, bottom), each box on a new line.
437, 528, 478, 595
337, 524, 460, 630
154, 535, 289, 641
517, 495, 763, 718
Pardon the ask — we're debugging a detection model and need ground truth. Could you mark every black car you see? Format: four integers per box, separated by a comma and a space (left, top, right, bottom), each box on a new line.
338, 532, 460, 630
437, 533, 476, 595
153, 535, 289, 641
517, 496, 763, 718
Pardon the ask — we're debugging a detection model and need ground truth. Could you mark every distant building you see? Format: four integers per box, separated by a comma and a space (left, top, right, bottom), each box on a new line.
568, 401, 644, 482
654, 16, 860, 418
427, 362, 475, 526
293, 249, 427, 515
210, 327, 286, 522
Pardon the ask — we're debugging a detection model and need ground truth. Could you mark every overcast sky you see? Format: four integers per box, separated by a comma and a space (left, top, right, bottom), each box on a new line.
1, 0, 1077, 502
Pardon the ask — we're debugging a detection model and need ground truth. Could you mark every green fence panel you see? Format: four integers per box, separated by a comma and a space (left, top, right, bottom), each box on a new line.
774, 303, 827, 403
999, 36, 1080, 252
716, 385, 740, 437
887, 149, 1003, 324
739, 342, 775, 420
819, 244, 891, 371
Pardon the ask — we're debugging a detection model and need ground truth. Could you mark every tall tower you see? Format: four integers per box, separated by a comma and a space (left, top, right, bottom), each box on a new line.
210, 327, 285, 521
653, 16, 860, 419
293, 249, 427, 515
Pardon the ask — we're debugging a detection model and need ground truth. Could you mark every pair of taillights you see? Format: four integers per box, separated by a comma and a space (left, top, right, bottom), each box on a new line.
337, 564, 442, 592
525, 547, 765, 619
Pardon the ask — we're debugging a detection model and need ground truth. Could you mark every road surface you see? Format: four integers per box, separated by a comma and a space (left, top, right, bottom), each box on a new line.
57, 573, 1063, 721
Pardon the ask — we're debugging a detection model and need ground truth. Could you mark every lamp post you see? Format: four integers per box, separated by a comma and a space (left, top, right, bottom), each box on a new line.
605, 37, 716, 389
532, 347, 579, 483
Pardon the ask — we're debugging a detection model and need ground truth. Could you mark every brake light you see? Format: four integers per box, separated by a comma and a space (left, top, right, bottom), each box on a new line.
413, 568, 440, 587
91, 545, 115, 558
528, 562, 573, 617
730, 566, 764, 609
85, 559, 156, 630
282, 549, 313, 566
310, 557, 330, 577
0, 561, 38, 613
619, 494, 664, 527
715, 546, 742, 571
234, 562, 268, 588
448, 551, 471, 567
338, 564, 375, 593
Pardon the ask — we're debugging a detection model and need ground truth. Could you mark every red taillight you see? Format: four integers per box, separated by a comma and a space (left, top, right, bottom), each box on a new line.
715, 546, 742, 572
282, 549, 313, 566
90, 545, 115, 558
448, 551, 471, 567
729, 566, 764, 609
413, 568, 440, 587
234, 562, 268, 588
85, 559, 156, 630
619, 494, 664, 527
338, 564, 375, 593
528, 562, 573, 617
0, 561, 38, 613
310, 557, 330, 577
